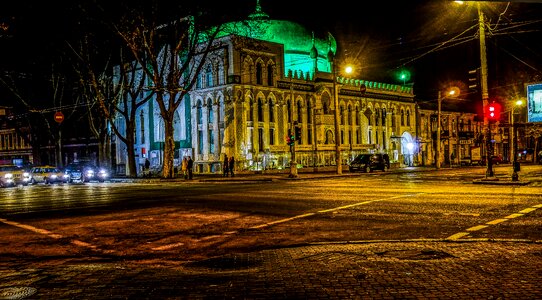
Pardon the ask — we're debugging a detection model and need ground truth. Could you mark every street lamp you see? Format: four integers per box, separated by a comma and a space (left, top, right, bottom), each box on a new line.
436, 88, 458, 169
329, 54, 353, 175
511, 99, 524, 181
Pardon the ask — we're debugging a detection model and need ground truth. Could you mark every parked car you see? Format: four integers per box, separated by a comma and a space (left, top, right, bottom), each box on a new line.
0, 164, 32, 187
349, 153, 390, 173
480, 155, 503, 166
30, 165, 68, 184
64, 162, 110, 183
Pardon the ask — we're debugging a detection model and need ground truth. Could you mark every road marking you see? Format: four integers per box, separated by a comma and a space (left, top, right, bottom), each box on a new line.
446, 204, 542, 241
466, 225, 488, 231
0, 218, 98, 250
249, 194, 421, 230
152, 193, 423, 251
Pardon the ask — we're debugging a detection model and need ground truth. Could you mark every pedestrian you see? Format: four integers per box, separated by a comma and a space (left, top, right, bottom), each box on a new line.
223, 154, 229, 177
181, 157, 188, 179
144, 158, 150, 178
187, 156, 193, 179
229, 156, 235, 177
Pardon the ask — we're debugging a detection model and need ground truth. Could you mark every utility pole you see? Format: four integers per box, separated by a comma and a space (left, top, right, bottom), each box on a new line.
477, 3, 494, 178
436, 91, 442, 169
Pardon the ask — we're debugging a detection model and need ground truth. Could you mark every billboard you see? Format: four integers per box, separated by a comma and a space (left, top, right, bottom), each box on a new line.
527, 83, 542, 123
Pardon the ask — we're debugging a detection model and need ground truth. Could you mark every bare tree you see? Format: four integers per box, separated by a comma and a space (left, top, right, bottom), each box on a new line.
113, 6, 224, 178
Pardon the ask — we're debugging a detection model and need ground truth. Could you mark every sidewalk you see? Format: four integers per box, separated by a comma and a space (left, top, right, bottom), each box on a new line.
1, 240, 541, 299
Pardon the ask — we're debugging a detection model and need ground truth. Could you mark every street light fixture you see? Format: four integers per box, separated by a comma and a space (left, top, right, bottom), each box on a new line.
436, 88, 458, 169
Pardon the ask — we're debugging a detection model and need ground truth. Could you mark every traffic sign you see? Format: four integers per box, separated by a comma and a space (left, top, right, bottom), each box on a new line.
54, 111, 64, 123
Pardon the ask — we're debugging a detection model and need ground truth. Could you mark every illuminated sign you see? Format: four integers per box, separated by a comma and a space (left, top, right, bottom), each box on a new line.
527, 82, 542, 123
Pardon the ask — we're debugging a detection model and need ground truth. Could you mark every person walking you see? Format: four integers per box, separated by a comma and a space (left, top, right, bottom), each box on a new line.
223, 154, 229, 177
181, 157, 188, 179
187, 156, 194, 179
144, 158, 150, 178
228, 156, 235, 177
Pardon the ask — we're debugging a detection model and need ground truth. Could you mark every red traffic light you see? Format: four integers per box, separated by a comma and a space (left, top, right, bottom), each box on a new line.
485, 102, 501, 122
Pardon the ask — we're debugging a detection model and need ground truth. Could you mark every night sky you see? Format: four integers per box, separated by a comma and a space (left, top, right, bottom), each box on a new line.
1, 0, 542, 107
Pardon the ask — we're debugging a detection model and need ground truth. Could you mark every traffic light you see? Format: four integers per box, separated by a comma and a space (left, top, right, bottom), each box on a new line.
295, 125, 302, 142
485, 102, 501, 122
286, 131, 295, 146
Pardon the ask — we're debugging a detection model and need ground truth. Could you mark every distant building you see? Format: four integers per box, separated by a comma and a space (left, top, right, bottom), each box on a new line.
0, 106, 33, 166
115, 3, 424, 175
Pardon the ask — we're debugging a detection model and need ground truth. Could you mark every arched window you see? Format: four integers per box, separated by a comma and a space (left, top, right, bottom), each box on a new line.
381, 108, 386, 126
391, 109, 396, 127
322, 94, 330, 114
196, 73, 202, 89
205, 64, 213, 88
375, 109, 380, 126
197, 101, 203, 125
267, 64, 274, 86
401, 109, 405, 126
257, 98, 264, 122
406, 110, 411, 126
207, 98, 213, 123
256, 62, 263, 85
218, 62, 225, 85
347, 105, 352, 125
355, 106, 359, 125
307, 100, 312, 123
340, 104, 344, 125
248, 99, 254, 122
269, 99, 274, 122
287, 100, 291, 123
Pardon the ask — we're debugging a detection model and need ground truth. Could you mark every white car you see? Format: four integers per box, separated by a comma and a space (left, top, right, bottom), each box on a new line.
30, 166, 69, 184
0, 165, 32, 187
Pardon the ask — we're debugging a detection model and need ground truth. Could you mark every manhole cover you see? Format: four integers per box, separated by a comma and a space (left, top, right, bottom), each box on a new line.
0, 287, 37, 300
376, 249, 454, 260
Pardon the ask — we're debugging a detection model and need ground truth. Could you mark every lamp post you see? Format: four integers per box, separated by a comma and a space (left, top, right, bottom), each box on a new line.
511, 100, 524, 181
289, 77, 298, 178
436, 88, 458, 169
333, 67, 342, 175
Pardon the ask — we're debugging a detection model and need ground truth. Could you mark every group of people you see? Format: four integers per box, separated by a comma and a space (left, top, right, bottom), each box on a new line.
223, 155, 235, 177
180, 156, 194, 179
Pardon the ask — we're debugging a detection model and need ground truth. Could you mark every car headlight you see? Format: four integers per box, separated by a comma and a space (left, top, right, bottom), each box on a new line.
51, 175, 57, 179
63, 174, 69, 178
5, 173, 13, 179
86, 170, 94, 176
98, 169, 108, 177
23, 172, 30, 177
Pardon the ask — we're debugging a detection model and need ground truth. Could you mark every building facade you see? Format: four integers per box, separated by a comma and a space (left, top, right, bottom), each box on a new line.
116, 5, 423, 176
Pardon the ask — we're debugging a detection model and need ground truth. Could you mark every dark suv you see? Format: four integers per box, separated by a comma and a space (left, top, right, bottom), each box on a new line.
349, 153, 390, 173
64, 161, 110, 183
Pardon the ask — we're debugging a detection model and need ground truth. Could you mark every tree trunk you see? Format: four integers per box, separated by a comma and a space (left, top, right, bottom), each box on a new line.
162, 116, 176, 179
125, 122, 138, 177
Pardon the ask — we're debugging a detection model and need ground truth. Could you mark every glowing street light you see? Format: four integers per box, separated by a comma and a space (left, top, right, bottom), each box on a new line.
511, 99, 524, 181
436, 87, 459, 169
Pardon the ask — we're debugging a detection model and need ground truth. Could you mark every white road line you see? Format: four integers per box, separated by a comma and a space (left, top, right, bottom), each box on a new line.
0, 218, 97, 250
447, 204, 541, 241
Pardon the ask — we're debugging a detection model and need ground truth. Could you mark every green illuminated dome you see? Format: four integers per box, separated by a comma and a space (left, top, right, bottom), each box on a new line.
218, 2, 336, 77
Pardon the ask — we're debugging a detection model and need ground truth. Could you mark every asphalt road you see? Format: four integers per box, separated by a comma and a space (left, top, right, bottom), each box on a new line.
0, 164, 541, 299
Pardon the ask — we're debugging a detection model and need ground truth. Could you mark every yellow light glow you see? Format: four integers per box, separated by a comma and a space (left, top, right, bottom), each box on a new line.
344, 66, 353, 74
515, 100, 524, 106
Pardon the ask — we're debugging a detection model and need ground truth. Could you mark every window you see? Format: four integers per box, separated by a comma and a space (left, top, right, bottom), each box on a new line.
406, 110, 411, 126
391, 110, 396, 127
256, 62, 263, 85
209, 130, 215, 153
368, 129, 372, 144
340, 105, 344, 125
347, 105, 351, 125
205, 64, 213, 88
287, 100, 291, 123
218, 63, 225, 85
401, 109, 405, 126
269, 128, 275, 145
382, 131, 386, 149
308, 128, 312, 145
257, 98, 264, 122
258, 128, 264, 150
375, 109, 379, 126
355, 107, 359, 125
269, 99, 274, 122
381, 108, 386, 126
267, 64, 274, 86
197, 101, 203, 125
307, 101, 312, 123
248, 99, 254, 122
208, 99, 214, 123
196, 73, 202, 89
